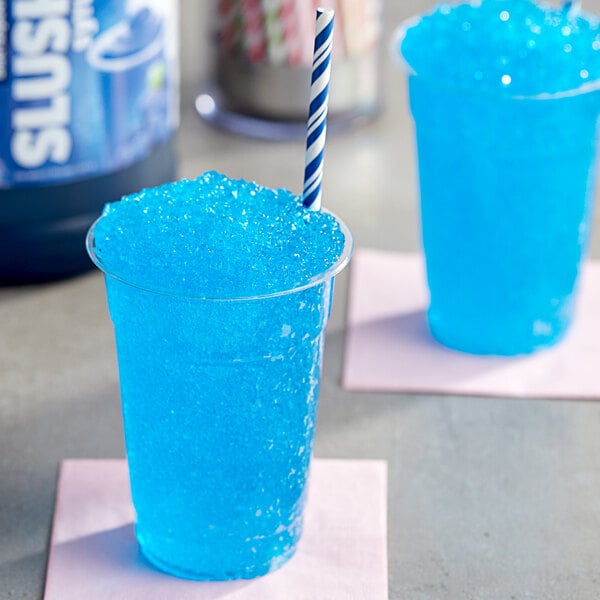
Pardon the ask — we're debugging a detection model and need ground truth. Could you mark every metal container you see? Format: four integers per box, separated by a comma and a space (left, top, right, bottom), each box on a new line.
196, 0, 381, 139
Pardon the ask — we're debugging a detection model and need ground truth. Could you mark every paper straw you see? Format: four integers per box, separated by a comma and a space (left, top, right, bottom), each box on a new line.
302, 7, 334, 211
262, 0, 288, 65
355, 0, 381, 54
314, 0, 346, 58
340, 0, 361, 56
293, 1, 316, 66
364, 0, 382, 51
338, 0, 380, 57
217, 0, 244, 57
241, 0, 266, 62
280, 0, 303, 66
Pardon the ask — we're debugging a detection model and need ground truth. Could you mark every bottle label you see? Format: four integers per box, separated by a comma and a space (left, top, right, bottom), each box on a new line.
0, 0, 179, 188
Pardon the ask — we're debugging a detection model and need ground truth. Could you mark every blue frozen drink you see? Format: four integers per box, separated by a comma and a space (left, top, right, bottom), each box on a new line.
87, 172, 352, 579
395, 0, 600, 355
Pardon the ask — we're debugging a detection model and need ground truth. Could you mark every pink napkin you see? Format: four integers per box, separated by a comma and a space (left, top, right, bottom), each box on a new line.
44, 459, 388, 600
343, 248, 600, 398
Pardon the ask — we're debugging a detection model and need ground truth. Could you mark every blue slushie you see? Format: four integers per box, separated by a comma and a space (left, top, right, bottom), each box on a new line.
87, 172, 352, 579
396, 0, 600, 355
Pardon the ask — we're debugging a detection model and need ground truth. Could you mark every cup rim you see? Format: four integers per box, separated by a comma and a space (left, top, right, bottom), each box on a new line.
86, 208, 354, 302
390, 15, 600, 101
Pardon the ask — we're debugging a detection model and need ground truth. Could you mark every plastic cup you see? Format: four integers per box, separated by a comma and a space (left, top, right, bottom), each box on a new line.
392, 15, 600, 356
86, 211, 352, 580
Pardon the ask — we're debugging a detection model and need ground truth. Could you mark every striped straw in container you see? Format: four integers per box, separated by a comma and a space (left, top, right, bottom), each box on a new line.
280, 0, 303, 66
292, 1, 317, 66
302, 7, 335, 211
241, 0, 267, 62
217, 0, 245, 58
262, 0, 288, 65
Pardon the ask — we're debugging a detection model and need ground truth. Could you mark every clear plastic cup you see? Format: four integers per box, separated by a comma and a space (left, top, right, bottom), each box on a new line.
392, 9, 600, 355
86, 211, 352, 580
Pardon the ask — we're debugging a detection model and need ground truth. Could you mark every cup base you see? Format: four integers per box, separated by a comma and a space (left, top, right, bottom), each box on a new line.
427, 311, 571, 357
139, 536, 298, 581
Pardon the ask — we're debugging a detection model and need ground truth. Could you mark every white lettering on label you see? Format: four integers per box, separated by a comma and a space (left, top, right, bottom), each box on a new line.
10, 0, 72, 169
72, 0, 98, 53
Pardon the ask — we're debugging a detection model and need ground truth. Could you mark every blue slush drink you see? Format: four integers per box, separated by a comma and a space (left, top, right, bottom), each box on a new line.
86, 172, 352, 580
395, 0, 600, 355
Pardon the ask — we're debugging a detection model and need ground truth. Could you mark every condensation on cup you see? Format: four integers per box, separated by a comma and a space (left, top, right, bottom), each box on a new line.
196, 0, 381, 139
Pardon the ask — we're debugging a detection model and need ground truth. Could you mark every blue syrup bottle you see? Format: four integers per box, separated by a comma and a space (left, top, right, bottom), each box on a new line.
0, 1, 179, 283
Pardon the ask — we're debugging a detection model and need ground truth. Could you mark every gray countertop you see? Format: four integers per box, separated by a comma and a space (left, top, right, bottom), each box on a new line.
3, 2, 600, 599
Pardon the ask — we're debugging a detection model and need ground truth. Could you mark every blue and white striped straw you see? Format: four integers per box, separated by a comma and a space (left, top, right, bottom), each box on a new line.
302, 7, 334, 211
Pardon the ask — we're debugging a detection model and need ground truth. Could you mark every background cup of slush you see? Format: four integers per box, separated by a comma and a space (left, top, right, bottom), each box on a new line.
392, 1, 600, 356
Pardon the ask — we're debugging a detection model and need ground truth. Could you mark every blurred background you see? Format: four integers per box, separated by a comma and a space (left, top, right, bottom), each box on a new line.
178, 0, 600, 259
